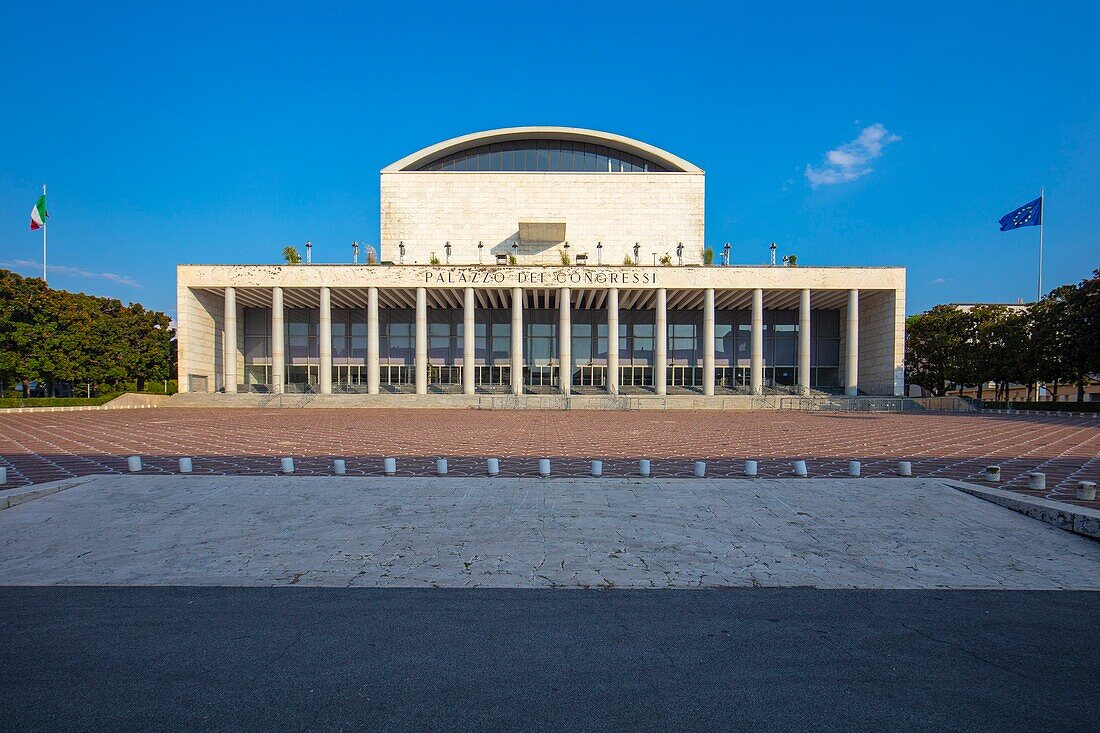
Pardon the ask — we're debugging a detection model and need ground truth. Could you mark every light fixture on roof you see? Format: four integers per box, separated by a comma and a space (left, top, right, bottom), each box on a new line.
511, 240, 519, 258
770, 242, 778, 266
478, 241, 484, 264
305, 241, 312, 265
723, 242, 731, 266
352, 241, 359, 264
676, 242, 684, 266
444, 241, 452, 264
399, 241, 406, 264
596, 242, 602, 265
633, 242, 640, 262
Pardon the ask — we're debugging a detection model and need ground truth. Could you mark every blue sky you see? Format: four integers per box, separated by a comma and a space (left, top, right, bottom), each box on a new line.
2, 1, 1097, 318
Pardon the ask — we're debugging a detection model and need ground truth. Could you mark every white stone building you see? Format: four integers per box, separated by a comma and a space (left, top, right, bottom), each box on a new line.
177, 126, 905, 404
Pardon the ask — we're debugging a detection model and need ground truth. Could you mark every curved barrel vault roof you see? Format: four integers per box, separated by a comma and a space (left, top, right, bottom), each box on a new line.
383, 126, 703, 173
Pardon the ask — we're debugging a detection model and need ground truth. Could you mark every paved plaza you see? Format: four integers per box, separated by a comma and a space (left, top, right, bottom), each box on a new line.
1, 475, 1096, 589
1, 408, 1097, 506
3, 417, 1098, 732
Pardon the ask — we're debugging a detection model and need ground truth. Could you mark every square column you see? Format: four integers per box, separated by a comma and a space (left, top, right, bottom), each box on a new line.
750, 288, 763, 395
606, 288, 619, 395
462, 287, 476, 396
318, 286, 332, 395
655, 288, 667, 396
845, 289, 859, 397
799, 289, 811, 396
415, 287, 428, 395
223, 287, 237, 393
367, 287, 380, 394
511, 287, 524, 395
702, 288, 715, 396
271, 287, 285, 394
559, 287, 571, 395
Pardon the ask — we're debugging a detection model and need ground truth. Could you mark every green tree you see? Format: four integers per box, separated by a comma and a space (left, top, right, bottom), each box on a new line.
119, 303, 174, 391
904, 305, 970, 396
0, 270, 54, 395
1070, 269, 1100, 399
0, 269, 174, 396
966, 305, 1017, 400
1035, 271, 1100, 401
283, 246, 301, 264
1000, 310, 1040, 400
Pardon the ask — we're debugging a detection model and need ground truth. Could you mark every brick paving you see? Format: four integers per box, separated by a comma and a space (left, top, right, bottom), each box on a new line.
0, 408, 1097, 507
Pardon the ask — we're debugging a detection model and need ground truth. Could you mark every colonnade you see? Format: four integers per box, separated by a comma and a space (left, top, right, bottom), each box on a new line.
221, 286, 861, 397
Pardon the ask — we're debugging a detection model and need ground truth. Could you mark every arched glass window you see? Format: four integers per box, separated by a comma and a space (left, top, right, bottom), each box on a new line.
417, 139, 668, 172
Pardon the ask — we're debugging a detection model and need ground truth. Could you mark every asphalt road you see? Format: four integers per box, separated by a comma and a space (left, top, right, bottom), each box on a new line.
1, 587, 1097, 732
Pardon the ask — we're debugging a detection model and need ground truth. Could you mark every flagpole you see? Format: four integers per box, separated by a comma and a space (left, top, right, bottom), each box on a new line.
1037, 187, 1044, 301
42, 184, 47, 284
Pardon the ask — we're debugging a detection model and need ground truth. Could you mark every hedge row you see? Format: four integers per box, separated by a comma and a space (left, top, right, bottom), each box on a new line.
0, 394, 121, 409
976, 400, 1100, 413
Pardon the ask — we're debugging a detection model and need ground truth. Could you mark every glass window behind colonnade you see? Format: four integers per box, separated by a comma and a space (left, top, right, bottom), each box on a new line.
418, 139, 668, 173
810, 310, 840, 387
243, 307, 271, 387
240, 304, 842, 389
474, 309, 511, 364
241, 306, 322, 389
713, 309, 840, 388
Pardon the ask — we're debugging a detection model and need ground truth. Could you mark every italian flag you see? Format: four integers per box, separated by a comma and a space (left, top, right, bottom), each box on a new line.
30, 194, 48, 231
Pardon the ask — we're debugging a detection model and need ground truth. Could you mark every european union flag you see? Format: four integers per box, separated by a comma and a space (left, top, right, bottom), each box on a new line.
999, 196, 1042, 231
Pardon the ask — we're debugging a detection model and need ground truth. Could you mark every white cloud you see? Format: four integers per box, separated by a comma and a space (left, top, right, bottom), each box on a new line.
930, 277, 946, 285
1, 259, 142, 288
805, 123, 900, 187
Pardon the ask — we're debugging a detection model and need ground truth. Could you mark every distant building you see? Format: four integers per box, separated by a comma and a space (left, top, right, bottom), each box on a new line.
947, 302, 1030, 313
953, 379, 1100, 403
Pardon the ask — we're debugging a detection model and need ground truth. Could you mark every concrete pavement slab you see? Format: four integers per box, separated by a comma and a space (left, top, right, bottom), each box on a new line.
0, 475, 1097, 589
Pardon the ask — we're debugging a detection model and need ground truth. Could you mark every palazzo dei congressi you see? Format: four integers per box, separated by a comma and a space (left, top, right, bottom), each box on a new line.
177, 127, 905, 406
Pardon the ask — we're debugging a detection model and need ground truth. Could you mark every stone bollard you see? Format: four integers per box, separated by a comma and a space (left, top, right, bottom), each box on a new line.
178, 457, 193, 473
333, 459, 346, 475
1077, 481, 1096, 501
793, 460, 808, 477
744, 460, 758, 477
848, 461, 861, 477
898, 461, 912, 477
280, 457, 294, 474
985, 466, 1000, 483
486, 458, 500, 477
693, 461, 706, 478
1027, 472, 1045, 491
383, 457, 397, 476
639, 459, 651, 477
127, 456, 142, 472
591, 460, 603, 478
436, 458, 448, 476
538, 458, 551, 478
0, 466, 6, 485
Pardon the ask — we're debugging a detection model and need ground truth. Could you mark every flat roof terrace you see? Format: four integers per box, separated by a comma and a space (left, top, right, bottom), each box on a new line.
179, 263, 904, 309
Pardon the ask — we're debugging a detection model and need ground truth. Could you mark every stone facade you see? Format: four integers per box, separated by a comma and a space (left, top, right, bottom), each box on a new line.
176, 264, 906, 399
858, 289, 906, 396
381, 172, 705, 266
379, 126, 706, 267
